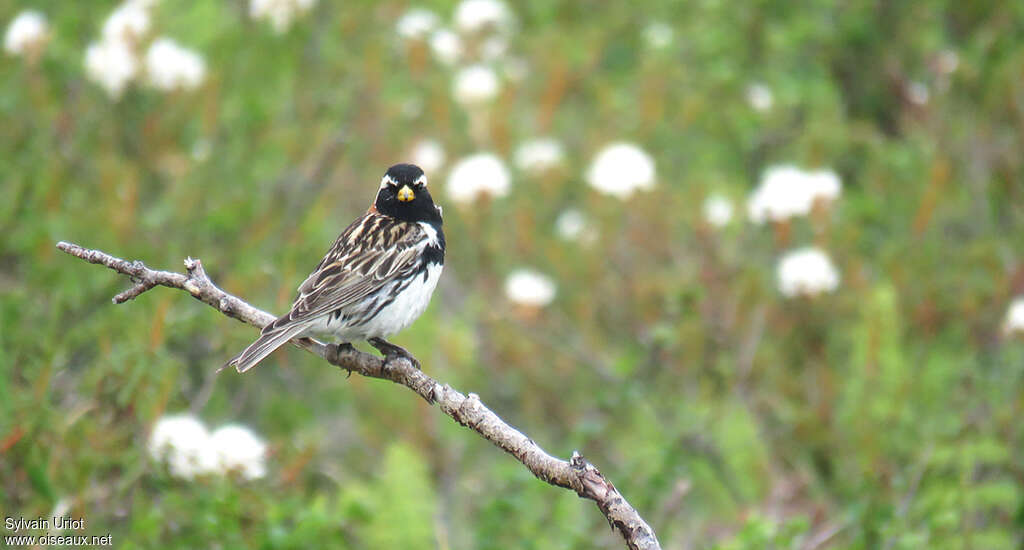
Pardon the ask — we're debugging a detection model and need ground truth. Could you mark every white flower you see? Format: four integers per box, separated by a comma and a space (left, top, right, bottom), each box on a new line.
747, 165, 842, 224
249, 0, 317, 33
85, 39, 138, 98
429, 28, 462, 65
746, 82, 773, 112
586, 142, 656, 199
935, 49, 959, 75
209, 425, 268, 480
4, 10, 48, 57
505, 269, 556, 307
102, 2, 151, 43
643, 22, 673, 50
907, 81, 929, 106
396, 8, 439, 40
454, 0, 513, 34
555, 209, 596, 244
514, 138, 564, 174
145, 38, 205, 91
749, 165, 811, 223
804, 169, 841, 202
480, 35, 508, 60
703, 195, 733, 228
149, 415, 269, 480
410, 139, 446, 173
148, 414, 218, 480
446, 152, 510, 204
777, 247, 840, 297
452, 64, 500, 105
1004, 297, 1024, 335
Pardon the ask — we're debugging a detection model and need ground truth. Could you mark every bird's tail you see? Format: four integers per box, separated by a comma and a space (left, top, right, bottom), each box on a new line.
226, 319, 306, 373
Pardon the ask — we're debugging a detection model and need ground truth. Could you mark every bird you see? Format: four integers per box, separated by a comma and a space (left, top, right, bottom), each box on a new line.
227, 163, 445, 373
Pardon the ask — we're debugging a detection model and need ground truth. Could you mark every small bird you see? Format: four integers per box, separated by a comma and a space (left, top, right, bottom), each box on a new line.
227, 163, 445, 373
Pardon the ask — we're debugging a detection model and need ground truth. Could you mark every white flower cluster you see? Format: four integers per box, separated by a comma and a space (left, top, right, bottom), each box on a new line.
446, 152, 510, 204
148, 414, 213, 479
776, 247, 840, 298
555, 209, 586, 240
746, 82, 773, 112
453, 63, 500, 105
410, 139, 446, 173
145, 38, 206, 91
250, 0, 317, 33
1004, 297, 1024, 335
396, 1, 516, 106
454, 0, 514, 35
586, 142, 657, 199
84, 1, 206, 99
103, 1, 150, 43
430, 0, 528, 205
396, 8, 440, 40
85, 39, 139, 98
148, 414, 267, 480
4, 10, 49, 59
444, 139, 564, 204
555, 209, 596, 245
479, 34, 508, 61
747, 164, 841, 224
745, 166, 845, 297
84, 1, 149, 98
514, 138, 564, 175
505, 269, 556, 307
429, 29, 462, 65
703, 195, 734, 228
642, 22, 673, 50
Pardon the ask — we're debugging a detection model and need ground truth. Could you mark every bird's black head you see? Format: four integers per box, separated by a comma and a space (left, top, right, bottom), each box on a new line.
374, 163, 443, 227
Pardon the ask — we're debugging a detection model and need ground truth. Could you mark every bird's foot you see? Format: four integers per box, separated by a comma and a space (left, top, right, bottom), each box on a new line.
327, 343, 357, 376
368, 337, 421, 370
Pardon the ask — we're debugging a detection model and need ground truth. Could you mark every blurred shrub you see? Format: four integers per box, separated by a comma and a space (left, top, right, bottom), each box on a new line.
2, 0, 1023, 548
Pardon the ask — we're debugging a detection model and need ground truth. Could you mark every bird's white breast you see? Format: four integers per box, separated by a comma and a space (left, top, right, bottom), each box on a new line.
304, 221, 443, 343
359, 260, 442, 338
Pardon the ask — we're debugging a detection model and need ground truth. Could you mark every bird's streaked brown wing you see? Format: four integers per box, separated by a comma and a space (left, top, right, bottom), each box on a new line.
283, 212, 427, 323
226, 212, 427, 373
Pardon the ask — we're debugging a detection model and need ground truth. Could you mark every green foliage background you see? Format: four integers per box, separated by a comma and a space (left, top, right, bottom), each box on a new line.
3, 1, 1024, 548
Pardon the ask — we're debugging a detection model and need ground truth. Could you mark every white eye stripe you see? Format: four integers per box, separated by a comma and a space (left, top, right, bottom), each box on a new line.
380, 172, 426, 189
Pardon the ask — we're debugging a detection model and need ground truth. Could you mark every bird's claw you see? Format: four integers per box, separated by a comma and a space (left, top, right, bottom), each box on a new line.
327, 343, 357, 377
368, 337, 421, 370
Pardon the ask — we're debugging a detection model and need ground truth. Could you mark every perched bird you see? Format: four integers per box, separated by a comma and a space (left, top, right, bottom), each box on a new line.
227, 163, 445, 373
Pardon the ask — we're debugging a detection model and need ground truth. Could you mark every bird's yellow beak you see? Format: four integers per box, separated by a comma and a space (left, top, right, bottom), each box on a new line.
397, 185, 415, 202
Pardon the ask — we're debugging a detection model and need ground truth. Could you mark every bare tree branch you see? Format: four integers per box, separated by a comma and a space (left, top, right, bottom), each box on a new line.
56, 241, 662, 550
